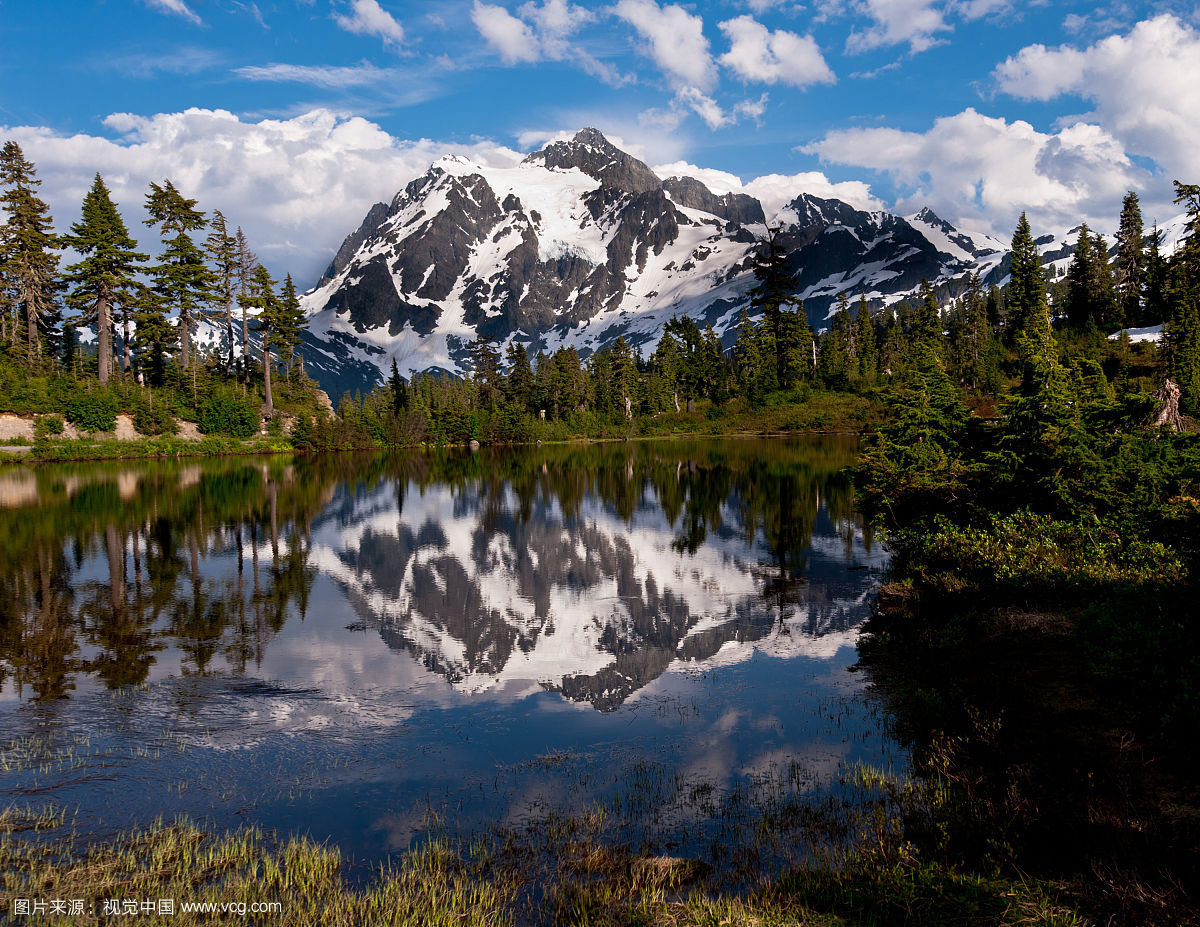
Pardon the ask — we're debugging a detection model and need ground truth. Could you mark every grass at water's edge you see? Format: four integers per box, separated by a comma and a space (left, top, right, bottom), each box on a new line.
1, 799, 1090, 927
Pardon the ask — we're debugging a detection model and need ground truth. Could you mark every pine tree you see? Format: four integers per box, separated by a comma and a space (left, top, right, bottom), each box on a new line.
776, 302, 814, 390
1115, 191, 1146, 326
235, 227, 257, 382
749, 225, 800, 388
608, 335, 639, 416
276, 273, 306, 384
388, 359, 408, 415
949, 273, 992, 390
62, 174, 147, 384
144, 180, 210, 373
243, 263, 281, 416
1145, 222, 1168, 326
468, 334, 502, 410
503, 342, 533, 413
1088, 233, 1119, 328
854, 293, 876, 382
0, 141, 60, 364
1005, 212, 1046, 343
1065, 224, 1096, 329
733, 307, 764, 404
205, 210, 239, 375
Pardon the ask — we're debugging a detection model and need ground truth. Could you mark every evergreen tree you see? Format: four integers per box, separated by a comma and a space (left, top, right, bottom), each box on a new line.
467, 334, 502, 410
776, 301, 814, 389
243, 263, 281, 416
235, 227, 257, 382
205, 210, 239, 374
733, 307, 765, 404
651, 329, 684, 412
949, 273, 992, 390
275, 273, 306, 384
388, 359, 408, 415
818, 292, 853, 389
608, 335, 639, 416
1088, 233, 1119, 328
1167, 182, 1200, 413
701, 324, 729, 405
1005, 212, 1046, 343
133, 286, 174, 387
1114, 191, 1146, 326
854, 293, 876, 382
1065, 223, 1097, 329
144, 180, 210, 372
749, 225, 800, 387
62, 174, 146, 384
503, 342, 534, 413
1145, 222, 1168, 326
0, 140, 60, 363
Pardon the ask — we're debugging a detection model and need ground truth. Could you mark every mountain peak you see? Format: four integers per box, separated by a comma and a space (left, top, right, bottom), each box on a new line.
524, 127, 661, 195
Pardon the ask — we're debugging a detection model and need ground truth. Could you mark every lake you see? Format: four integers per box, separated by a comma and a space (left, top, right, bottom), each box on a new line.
0, 437, 902, 873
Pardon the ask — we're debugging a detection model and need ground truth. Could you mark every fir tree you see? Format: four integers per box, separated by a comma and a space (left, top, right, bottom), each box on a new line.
276, 273, 306, 384
1114, 191, 1146, 326
1088, 233, 1119, 329
388, 359, 408, 415
1065, 224, 1097, 329
854, 293, 876, 382
0, 140, 60, 363
144, 180, 210, 373
949, 273, 992, 390
62, 174, 147, 384
468, 334, 502, 410
235, 227, 257, 382
205, 210, 239, 374
243, 263, 281, 416
1005, 212, 1046, 343
749, 225, 800, 388
1145, 222, 1168, 326
503, 342, 533, 413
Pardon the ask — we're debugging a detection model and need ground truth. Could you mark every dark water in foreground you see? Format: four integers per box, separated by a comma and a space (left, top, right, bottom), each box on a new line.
0, 438, 901, 866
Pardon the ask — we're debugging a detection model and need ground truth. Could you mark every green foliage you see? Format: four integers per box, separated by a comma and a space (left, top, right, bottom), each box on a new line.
64, 387, 118, 432
198, 388, 260, 438
33, 414, 63, 438
132, 397, 177, 436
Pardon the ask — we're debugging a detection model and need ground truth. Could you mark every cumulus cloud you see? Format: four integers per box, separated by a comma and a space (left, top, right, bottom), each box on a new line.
334, 0, 405, 48
992, 14, 1200, 179
804, 107, 1156, 237
718, 16, 835, 88
142, 0, 202, 25
652, 160, 885, 219
846, 0, 950, 54
0, 109, 523, 289
614, 0, 716, 90
471, 0, 626, 81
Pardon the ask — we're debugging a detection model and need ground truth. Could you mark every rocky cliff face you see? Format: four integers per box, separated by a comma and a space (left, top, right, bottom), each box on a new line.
299, 128, 1007, 394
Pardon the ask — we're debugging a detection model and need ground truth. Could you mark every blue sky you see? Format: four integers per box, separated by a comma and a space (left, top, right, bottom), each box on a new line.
2, 0, 1198, 287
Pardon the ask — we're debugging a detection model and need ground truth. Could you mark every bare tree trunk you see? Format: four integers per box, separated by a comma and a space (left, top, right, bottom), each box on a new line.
97, 295, 113, 384
1148, 378, 1188, 431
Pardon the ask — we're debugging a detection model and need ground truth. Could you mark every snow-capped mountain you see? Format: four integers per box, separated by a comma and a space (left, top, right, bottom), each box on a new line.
299, 128, 1009, 395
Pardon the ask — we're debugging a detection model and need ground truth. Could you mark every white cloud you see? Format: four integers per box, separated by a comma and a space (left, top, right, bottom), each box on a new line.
992, 14, 1200, 179
142, 0, 202, 25
471, 0, 627, 84
334, 0, 405, 48
718, 16, 835, 88
234, 62, 399, 89
676, 88, 730, 130
0, 109, 523, 289
472, 2, 540, 63
734, 93, 769, 123
846, 0, 950, 54
953, 0, 1011, 20
805, 107, 1157, 238
614, 0, 716, 90
652, 160, 885, 219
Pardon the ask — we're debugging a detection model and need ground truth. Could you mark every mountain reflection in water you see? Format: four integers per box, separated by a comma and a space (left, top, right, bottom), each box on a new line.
0, 438, 879, 708
0, 438, 899, 864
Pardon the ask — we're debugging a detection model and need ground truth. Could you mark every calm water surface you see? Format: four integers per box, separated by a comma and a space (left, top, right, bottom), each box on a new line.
0, 438, 901, 866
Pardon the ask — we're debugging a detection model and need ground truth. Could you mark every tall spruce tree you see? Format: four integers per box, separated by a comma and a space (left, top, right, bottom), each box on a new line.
205, 210, 239, 375
0, 141, 60, 363
1115, 191, 1146, 326
144, 180, 210, 373
244, 263, 281, 416
854, 292, 876, 381
62, 174, 147, 384
1066, 224, 1097, 329
235, 227, 257, 382
1088, 233, 1119, 328
749, 225, 800, 388
1145, 222, 1168, 325
1005, 212, 1046, 343
276, 273, 306, 384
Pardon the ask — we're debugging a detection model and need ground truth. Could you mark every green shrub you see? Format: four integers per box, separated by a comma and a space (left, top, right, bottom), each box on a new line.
132, 401, 177, 437
197, 390, 260, 438
65, 389, 118, 432
34, 414, 64, 439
